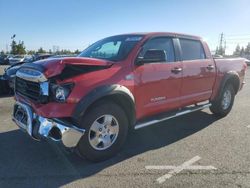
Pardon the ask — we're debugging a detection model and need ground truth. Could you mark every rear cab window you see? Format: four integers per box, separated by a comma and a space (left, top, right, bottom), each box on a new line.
179, 39, 206, 61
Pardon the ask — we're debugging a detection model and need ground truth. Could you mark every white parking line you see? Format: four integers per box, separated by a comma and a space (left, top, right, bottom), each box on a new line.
146, 156, 217, 184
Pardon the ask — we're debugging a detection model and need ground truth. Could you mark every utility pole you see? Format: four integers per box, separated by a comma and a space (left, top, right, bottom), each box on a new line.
219, 33, 224, 51
217, 33, 226, 56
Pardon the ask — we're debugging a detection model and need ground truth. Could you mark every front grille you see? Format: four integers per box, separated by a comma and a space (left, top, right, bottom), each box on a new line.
15, 77, 40, 101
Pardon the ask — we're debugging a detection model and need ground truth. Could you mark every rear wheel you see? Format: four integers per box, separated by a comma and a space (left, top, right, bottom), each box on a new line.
210, 83, 235, 117
77, 101, 128, 162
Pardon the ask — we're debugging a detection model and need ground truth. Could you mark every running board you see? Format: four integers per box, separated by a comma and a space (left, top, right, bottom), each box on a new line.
134, 103, 211, 130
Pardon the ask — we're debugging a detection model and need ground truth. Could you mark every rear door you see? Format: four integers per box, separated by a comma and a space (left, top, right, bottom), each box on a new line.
179, 38, 216, 107
134, 37, 182, 119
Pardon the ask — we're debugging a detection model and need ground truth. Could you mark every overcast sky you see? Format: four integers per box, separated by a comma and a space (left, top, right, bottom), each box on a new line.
0, 0, 250, 54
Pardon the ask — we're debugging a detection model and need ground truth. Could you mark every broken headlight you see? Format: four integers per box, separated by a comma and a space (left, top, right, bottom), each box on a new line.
51, 83, 74, 102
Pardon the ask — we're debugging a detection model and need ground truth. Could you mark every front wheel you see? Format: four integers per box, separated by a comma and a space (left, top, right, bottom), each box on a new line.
77, 101, 128, 162
210, 83, 235, 117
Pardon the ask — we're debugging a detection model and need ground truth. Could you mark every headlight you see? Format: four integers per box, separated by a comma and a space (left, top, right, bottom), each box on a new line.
55, 86, 68, 101
52, 83, 74, 102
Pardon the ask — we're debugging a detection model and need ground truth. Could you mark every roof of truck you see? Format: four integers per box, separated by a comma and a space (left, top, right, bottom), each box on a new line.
123, 32, 202, 40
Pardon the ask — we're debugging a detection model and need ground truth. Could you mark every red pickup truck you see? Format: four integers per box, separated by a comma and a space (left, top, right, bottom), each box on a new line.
13, 32, 247, 161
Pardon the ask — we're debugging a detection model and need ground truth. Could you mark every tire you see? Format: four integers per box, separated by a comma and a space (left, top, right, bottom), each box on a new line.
210, 83, 235, 117
77, 101, 128, 162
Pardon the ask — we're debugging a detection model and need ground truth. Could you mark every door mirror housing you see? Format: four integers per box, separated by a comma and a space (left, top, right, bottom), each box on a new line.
135, 49, 167, 66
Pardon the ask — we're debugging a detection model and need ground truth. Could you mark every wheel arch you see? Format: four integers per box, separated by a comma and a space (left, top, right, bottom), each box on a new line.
72, 85, 136, 128
214, 71, 240, 102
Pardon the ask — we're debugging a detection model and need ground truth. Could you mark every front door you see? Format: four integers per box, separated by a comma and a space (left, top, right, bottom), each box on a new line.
134, 37, 183, 119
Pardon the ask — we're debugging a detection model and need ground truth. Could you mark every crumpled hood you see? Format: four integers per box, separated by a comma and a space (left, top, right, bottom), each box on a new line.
33, 57, 113, 78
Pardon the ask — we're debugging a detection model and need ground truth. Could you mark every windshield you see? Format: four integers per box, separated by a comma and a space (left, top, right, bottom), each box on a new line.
78, 35, 144, 62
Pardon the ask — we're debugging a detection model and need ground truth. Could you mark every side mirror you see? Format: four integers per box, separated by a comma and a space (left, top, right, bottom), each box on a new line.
135, 49, 167, 66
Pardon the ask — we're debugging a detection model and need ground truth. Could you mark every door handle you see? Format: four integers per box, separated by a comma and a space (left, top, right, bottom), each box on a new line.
206, 65, 214, 70
171, 67, 182, 74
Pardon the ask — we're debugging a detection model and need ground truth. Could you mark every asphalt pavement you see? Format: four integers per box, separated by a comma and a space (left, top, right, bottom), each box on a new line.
0, 66, 249, 188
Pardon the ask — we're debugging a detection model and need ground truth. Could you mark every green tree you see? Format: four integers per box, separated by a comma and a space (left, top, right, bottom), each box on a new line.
10, 40, 18, 54
240, 47, 245, 56
233, 44, 241, 56
58, 49, 72, 55
74, 49, 80, 54
16, 41, 26, 54
10, 40, 26, 54
0, 50, 4, 56
245, 42, 250, 55
37, 47, 46, 54
27, 50, 36, 55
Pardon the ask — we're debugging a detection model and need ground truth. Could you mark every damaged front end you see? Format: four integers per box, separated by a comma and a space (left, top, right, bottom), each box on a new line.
13, 64, 85, 148
12, 57, 112, 148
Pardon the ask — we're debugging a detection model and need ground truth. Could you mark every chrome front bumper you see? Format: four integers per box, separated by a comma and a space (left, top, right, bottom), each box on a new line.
12, 101, 85, 148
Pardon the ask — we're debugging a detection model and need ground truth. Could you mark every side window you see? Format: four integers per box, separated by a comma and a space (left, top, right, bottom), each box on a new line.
179, 39, 206, 61
140, 37, 175, 63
